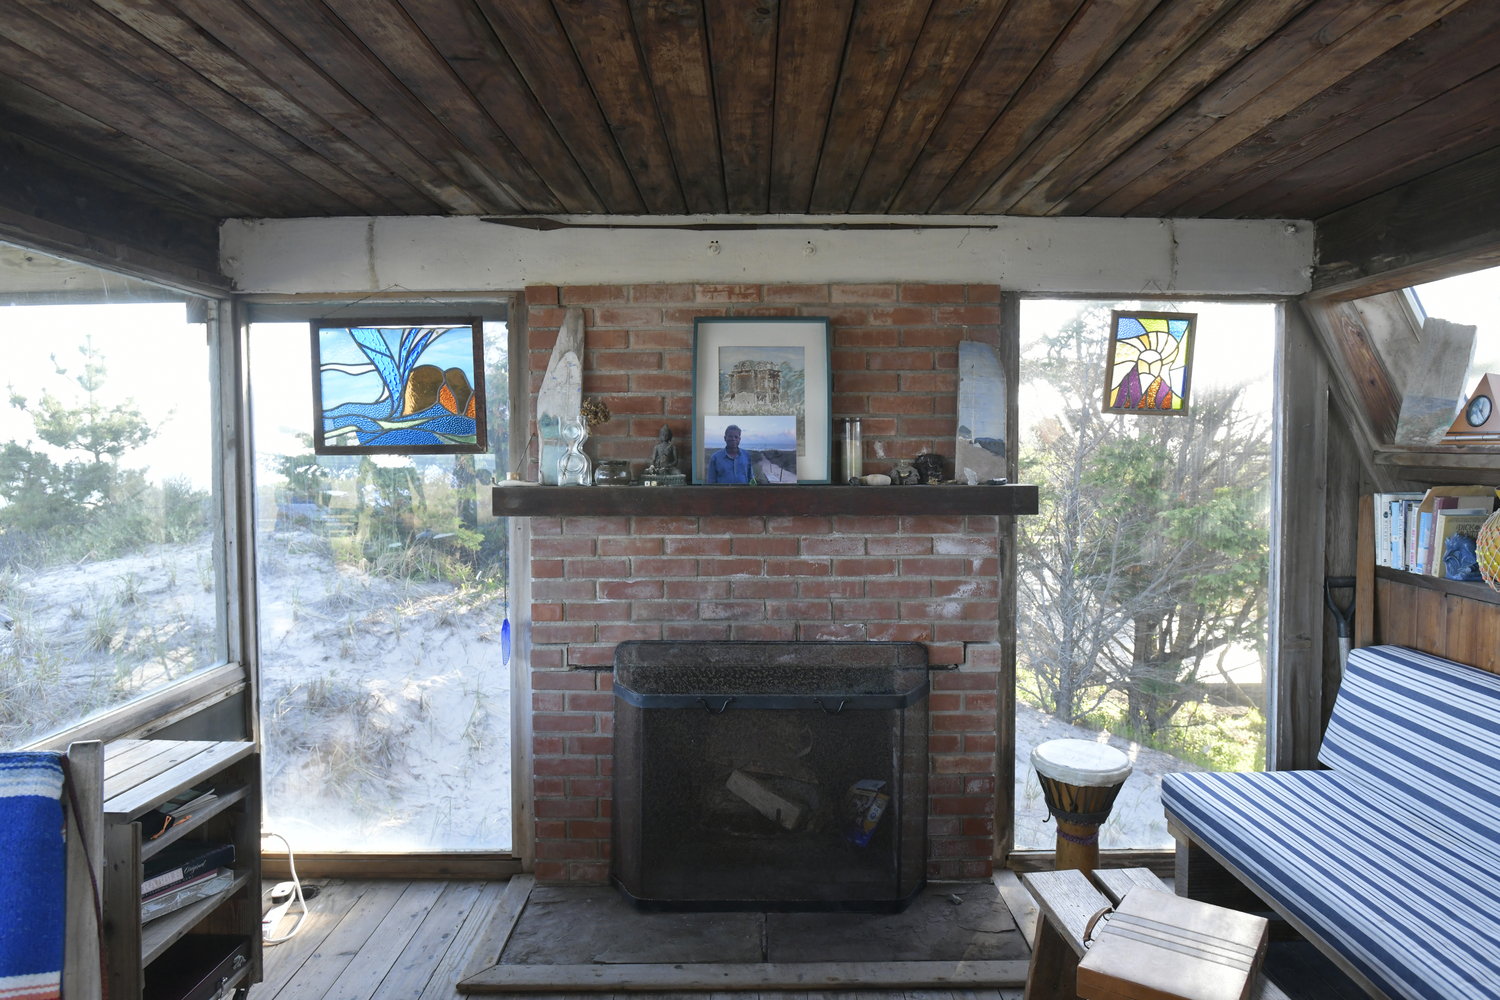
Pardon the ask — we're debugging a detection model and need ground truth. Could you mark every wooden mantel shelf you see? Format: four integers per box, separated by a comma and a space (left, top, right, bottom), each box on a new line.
492, 483, 1039, 518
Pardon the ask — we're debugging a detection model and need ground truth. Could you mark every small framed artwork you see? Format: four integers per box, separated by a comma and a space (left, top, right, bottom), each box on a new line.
1103, 310, 1197, 415
311, 317, 487, 454
692, 317, 832, 484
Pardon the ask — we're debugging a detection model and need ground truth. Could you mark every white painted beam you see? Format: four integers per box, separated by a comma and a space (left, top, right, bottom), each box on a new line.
220, 215, 1314, 296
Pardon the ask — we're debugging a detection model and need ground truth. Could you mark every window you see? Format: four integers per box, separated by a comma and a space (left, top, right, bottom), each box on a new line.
1410, 264, 1500, 399
1015, 299, 1275, 850
0, 248, 224, 748
249, 312, 514, 852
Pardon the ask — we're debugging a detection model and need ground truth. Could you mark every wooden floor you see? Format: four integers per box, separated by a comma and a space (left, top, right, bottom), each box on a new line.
253, 879, 1026, 1000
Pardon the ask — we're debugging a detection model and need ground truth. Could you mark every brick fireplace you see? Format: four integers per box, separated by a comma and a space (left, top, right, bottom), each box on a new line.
523, 283, 1007, 884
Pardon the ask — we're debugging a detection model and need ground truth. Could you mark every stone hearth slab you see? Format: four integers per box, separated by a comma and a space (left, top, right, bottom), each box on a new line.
456, 876, 1030, 993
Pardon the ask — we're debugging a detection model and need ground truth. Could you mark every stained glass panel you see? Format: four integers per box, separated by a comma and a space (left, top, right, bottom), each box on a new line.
1103, 310, 1196, 414
313, 319, 487, 454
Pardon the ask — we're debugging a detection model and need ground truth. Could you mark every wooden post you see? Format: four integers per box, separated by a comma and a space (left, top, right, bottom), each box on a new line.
62, 740, 103, 1000
1354, 495, 1375, 649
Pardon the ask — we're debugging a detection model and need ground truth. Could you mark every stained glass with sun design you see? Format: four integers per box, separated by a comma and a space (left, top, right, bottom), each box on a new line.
1103, 310, 1197, 414
311, 318, 487, 454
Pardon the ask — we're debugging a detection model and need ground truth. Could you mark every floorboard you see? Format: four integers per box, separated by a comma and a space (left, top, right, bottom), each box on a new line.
251, 879, 1026, 1000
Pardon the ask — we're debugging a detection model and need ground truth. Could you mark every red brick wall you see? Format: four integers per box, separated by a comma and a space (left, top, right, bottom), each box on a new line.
524, 284, 1005, 884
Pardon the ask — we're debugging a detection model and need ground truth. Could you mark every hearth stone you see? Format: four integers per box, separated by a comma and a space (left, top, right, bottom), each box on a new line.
611, 641, 929, 912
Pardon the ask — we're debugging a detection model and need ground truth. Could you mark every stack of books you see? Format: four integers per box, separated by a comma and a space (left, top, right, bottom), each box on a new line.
1374, 488, 1499, 578
142, 840, 235, 923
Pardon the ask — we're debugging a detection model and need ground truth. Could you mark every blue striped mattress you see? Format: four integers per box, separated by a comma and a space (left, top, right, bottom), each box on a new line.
1162, 646, 1500, 1000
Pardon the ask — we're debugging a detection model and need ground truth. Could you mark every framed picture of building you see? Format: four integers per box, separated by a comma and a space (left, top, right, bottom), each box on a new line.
311, 317, 486, 454
691, 317, 832, 484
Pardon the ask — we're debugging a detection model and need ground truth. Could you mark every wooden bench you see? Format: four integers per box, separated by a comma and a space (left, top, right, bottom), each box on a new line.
1021, 867, 1290, 1000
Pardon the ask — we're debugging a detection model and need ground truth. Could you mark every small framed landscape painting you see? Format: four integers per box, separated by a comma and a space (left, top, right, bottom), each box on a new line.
1103, 310, 1197, 415
311, 318, 486, 454
692, 317, 832, 484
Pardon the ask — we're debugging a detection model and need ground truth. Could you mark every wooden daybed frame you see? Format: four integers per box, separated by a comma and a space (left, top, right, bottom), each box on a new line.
1167, 495, 1500, 998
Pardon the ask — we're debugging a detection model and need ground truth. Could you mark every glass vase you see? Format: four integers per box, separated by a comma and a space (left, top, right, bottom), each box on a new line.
557, 419, 592, 486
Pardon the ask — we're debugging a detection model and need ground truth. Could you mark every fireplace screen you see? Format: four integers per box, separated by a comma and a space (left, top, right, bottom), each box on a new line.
612, 641, 928, 912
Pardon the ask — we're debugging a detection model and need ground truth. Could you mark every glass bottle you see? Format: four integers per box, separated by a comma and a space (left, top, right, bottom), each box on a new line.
841, 418, 863, 482
557, 417, 592, 486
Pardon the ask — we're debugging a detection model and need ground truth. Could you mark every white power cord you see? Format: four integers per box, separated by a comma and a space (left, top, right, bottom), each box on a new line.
261, 832, 309, 944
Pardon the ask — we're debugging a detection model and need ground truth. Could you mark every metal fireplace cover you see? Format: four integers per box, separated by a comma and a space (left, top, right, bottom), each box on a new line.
612, 641, 929, 913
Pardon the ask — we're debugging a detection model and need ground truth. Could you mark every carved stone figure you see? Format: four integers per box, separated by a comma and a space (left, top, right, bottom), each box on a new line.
647, 425, 678, 474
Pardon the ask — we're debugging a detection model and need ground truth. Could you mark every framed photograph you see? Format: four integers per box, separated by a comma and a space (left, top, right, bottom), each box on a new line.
692, 317, 832, 484
311, 317, 487, 454
1103, 310, 1197, 415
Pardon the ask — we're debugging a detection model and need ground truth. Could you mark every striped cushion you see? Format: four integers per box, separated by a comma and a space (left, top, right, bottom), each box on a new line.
1320, 645, 1500, 856
1163, 769, 1500, 1000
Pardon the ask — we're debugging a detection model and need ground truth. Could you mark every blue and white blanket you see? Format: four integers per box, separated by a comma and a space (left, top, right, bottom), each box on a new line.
1163, 646, 1500, 1000
0, 753, 64, 1000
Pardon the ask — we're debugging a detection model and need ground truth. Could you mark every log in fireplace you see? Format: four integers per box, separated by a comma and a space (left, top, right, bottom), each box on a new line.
611, 641, 928, 912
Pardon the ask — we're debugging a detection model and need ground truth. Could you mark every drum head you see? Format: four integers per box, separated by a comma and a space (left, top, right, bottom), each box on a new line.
1030, 739, 1132, 787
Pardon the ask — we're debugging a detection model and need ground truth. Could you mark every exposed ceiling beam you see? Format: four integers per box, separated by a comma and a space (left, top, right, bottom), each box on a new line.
1310, 142, 1500, 299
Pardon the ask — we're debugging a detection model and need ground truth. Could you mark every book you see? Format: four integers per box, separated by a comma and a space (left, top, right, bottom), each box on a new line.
142, 841, 234, 897
141, 868, 233, 922
1435, 512, 1491, 579
1076, 886, 1269, 1000
1421, 498, 1460, 574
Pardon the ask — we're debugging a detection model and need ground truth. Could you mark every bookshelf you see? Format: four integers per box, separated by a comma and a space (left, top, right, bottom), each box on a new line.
102, 740, 261, 1000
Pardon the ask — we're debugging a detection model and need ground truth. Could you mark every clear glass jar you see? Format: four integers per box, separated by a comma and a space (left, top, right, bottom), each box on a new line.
840, 418, 863, 482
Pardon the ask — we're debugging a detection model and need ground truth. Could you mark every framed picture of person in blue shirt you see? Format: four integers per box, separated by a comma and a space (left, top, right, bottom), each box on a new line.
692, 317, 832, 483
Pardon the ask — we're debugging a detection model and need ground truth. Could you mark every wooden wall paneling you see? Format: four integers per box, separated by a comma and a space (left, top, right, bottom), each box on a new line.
1047, 0, 1409, 217
1161, 6, 1500, 217
550, 0, 687, 214
91, 0, 438, 214
846, 0, 1006, 214
1476, 604, 1500, 673
1354, 495, 1375, 649
166, 0, 486, 214
1224, 63, 1500, 221
316, 0, 563, 212
888, 0, 1084, 214
1373, 578, 1390, 644
1087, 0, 1465, 217
1269, 304, 1328, 771
1444, 593, 1477, 667
474, 0, 642, 213
1312, 142, 1500, 297
703, 0, 777, 213
628, 0, 726, 213
1383, 581, 1419, 648
0, 19, 323, 216
807, 0, 931, 214
768, 0, 855, 214
10, 0, 395, 216
977, 0, 1245, 215
1322, 399, 1362, 727
1010, 0, 1314, 216
399, 0, 602, 214
235, 0, 521, 213
1415, 586, 1446, 658
932, 0, 1166, 215
1299, 300, 1400, 443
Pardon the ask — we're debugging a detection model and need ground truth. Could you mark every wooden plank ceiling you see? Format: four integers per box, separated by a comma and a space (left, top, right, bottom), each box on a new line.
1, 0, 1498, 221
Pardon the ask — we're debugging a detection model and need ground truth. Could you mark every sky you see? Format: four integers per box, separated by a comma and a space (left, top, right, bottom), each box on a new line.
0, 302, 213, 488
1412, 264, 1500, 397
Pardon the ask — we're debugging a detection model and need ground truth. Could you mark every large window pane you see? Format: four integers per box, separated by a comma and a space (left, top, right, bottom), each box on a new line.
1015, 300, 1274, 850
0, 295, 220, 747
250, 319, 512, 852
1410, 265, 1500, 394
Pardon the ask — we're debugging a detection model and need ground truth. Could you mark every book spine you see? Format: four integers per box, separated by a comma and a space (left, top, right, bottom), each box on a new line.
1393, 501, 1406, 570
1375, 494, 1390, 567
1417, 512, 1433, 575
1407, 501, 1422, 570
142, 866, 186, 896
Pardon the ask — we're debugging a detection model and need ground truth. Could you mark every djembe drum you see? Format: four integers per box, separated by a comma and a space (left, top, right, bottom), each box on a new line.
1030, 739, 1133, 872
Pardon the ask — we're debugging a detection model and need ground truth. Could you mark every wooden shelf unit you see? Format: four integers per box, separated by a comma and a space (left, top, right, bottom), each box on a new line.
102, 740, 261, 1000
492, 483, 1039, 519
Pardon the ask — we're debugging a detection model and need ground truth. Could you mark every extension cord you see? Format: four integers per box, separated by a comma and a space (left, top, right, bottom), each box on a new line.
261, 832, 309, 944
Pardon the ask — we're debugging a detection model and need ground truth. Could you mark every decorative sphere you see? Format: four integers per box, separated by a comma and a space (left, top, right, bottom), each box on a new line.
1478, 510, 1500, 593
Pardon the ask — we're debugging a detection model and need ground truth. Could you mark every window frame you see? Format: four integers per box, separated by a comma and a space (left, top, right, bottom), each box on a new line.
240, 292, 529, 871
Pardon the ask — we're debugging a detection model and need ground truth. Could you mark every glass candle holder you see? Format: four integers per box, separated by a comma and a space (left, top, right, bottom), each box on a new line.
840, 418, 863, 482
